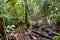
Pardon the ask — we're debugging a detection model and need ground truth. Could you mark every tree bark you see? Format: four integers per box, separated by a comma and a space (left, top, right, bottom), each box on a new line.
0, 15, 7, 40
24, 0, 30, 28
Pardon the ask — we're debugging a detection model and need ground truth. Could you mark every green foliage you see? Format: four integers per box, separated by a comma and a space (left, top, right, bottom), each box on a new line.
50, 14, 60, 21
15, 2, 25, 21
19, 25, 25, 31
53, 36, 60, 40
0, 0, 59, 40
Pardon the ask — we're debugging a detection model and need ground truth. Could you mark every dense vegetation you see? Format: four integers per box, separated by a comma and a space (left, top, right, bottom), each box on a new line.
0, 0, 60, 40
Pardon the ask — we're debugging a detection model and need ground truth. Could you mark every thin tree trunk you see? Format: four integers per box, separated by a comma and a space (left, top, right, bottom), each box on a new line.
24, 0, 30, 28
0, 15, 7, 40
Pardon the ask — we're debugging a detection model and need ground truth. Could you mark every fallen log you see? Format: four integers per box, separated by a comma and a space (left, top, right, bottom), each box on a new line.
32, 30, 52, 40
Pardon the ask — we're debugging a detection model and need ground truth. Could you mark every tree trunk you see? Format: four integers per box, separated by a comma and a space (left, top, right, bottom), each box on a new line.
24, 0, 30, 28
0, 15, 7, 40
